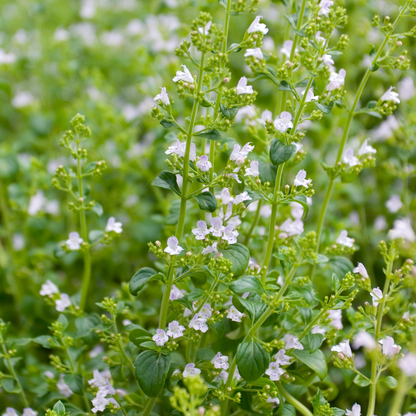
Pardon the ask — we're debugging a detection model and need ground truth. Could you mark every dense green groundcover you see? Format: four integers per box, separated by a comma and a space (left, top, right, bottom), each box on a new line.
0, 0, 416, 415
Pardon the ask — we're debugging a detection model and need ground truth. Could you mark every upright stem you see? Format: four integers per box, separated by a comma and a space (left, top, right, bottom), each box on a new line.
244, 199, 262, 245
387, 372, 408, 416
278, 384, 313, 416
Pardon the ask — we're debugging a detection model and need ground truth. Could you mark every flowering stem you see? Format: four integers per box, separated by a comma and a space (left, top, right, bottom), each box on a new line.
387, 372, 408, 416
277, 383, 313, 416
77, 156, 92, 312
243, 199, 262, 245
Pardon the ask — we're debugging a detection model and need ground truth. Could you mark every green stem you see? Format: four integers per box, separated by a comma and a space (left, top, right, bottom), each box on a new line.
278, 384, 312, 416
244, 199, 262, 245
387, 372, 408, 416
289, 0, 307, 62
141, 398, 157, 416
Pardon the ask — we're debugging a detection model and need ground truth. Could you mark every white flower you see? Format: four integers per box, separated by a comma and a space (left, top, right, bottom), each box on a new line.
210, 217, 225, 237
386, 195, 403, 213
57, 374, 73, 398
2, 409, 18, 416
173, 65, 194, 83
55, 294, 71, 312
336, 230, 354, 247
398, 76, 415, 101
370, 287, 383, 306
0, 50, 17, 65
343, 148, 359, 167
302, 88, 318, 102
379, 336, 401, 357
247, 16, 268, 34
389, 218, 416, 242
192, 220, 210, 240
153, 329, 169, 346
346, 404, 361, 416
66, 232, 83, 250
199, 304, 213, 319
167, 321, 185, 339
274, 349, 291, 366
244, 160, 259, 177
183, 363, 201, 378
165, 140, 196, 161
28, 190, 46, 215
196, 155, 212, 171
164, 236, 184, 255
211, 352, 229, 370
12, 91, 35, 108
331, 340, 353, 358
154, 87, 170, 106
353, 263, 369, 278
89, 370, 108, 388
244, 48, 263, 60
265, 362, 284, 380
312, 326, 326, 335
230, 143, 254, 164
227, 305, 244, 322
358, 139, 377, 156
322, 54, 335, 66
274, 111, 293, 132
294, 170, 312, 188
202, 242, 218, 255
106, 217, 123, 233
319, 0, 334, 16
283, 334, 303, 350
236, 77, 254, 95
170, 285, 184, 301
280, 218, 304, 237
40, 280, 59, 296
327, 69, 346, 91
234, 191, 252, 205
189, 316, 209, 333
214, 369, 229, 383
222, 225, 239, 245
352, 331, 376, 350
92, 390, 110, 413
267, 396, 280, 406
328, 309, 343, 329
22, 409, 37, 416
281, 40, 297, 57
221, 188, 234, 205
198, 21, 212, 35
398, 353, 416, 376
54, 28, 69, 42
381, 86, 400, 103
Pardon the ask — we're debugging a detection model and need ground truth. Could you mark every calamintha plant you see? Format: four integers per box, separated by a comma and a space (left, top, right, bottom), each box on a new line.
1, 1, 416, 416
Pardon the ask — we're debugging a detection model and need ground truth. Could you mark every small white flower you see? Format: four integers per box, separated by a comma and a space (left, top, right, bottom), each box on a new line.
370, 287, 383, 306
57, 374, 73, 398
165, 140, 196, 161
164, 236, 184, 255
331, 340, 353, 358
283, 334, 303, 350
198, 21, 212, 35
386, 194, 403, 213
398, 76, 415, 101
302, 88, 318, 102
91, 390, 110, 413
346, 404, 361, 416
280, 218, 304, 237
154, 87, 170, 106
247, 16, 268, 34
389, 218, 416, 242
294, 170, 312, 188
327, 69, 346, 91
265, 362, 284, 381
0, 50, 17, 65
358, 139, 376, 156
183, 363, 201, 378
210, 217, 225, 237
28, 190, 46, 215
170, 285, 184, 301
343, 148, 359, 167
40, 280, 59, 296
12, 91, 35, 108
106, 217, 123, 233
89, 370, 108, 388
153, 329, 169, 346
211, 352, 229, 370
244, 48, 263, 60
312, 326, 326, 335
267, 396, 280, 406
192, 220, 210, 240
236, 77, 254, 95
189, 316, 209, 333
202, 242, 218, 255
199, 304, 213, 319
244, 160, 259, 177
234, 191, 252, 205
328, 309, 343, 329
281, 40, 297, 57
274, 111, 293, 133
381, 86, 400, 103
230, 143, 254, 164
196, 155, 212, 171
398, 352, 416, 376
222, 225, 239, 245
336, 230, 354, 247
291, 202, 304, 219
379, 336, 401, 357
214, 369, 229, 383
274, 349, 291, 366
167, 321, 185, 339
322, 53, 335, 66
3, 409, 18, 416
221, 188, 234, 205
353, 263, 369, 278
352, 331, 376, 350
227, 305, 244, 322
22, 409, 37, 416
173, 65, 194, 83
66, 232, 83, 250
55, 293, 71, 312
319, 0, 334, 16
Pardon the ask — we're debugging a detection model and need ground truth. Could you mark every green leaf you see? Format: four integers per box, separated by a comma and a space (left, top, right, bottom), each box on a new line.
383, 376, 398, 389
236, 297, 268, 321
0, 156, 18, 179
194, 129, 221, 141
297, 307, 312, 324
1, 379, 19, 393
129, 328, 152, 346
353, 374, 370, 387
285, 195, 309, 219
270, 139, 296, 165
293, 349, 327, 380
329, 256, 354, 278
91, 202, 103, 217
236, 339, 270, 382
160, 119, 175, 128
63, 374, 84, 395
308, 332, 324, 353
279, 81, 299, 99
258, 161, 277, 185
220, 104, 239, 119
219, 243, 250, 277
53, 401, 66, 416
152, 171, 181, 196
193, 192, 217, 212
229, 276, 264, 295
315, 102, 334, 114
129, 267, 164, 296
33, 335, 61, 349
196, 348, 216, 362
282, 404, 296, 416
189, 268, 208, 287
134, 351, 171, 397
